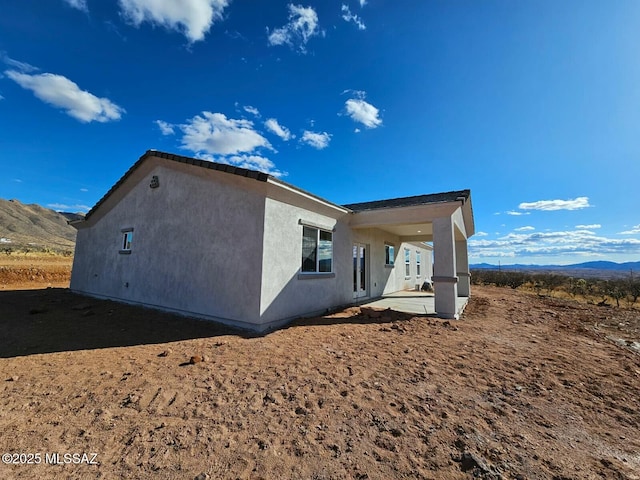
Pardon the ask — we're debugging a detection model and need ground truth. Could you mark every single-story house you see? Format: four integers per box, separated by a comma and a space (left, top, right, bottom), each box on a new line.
70, 150, 474, 332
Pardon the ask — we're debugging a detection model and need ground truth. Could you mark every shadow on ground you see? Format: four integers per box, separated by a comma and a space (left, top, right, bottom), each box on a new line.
0, 288, 249, 358
0, 289, 437, 358
288, 305, 423, 329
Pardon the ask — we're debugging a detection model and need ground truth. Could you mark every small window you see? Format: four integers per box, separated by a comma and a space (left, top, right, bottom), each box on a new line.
404, 248, 410, 277
385, 244, 395, 266
302, 226, 333, 273
120, 229, 133, 254
416, 250, 421, 277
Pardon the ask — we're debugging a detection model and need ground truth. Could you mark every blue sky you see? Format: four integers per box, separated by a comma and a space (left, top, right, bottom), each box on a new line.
1, 0, 639, 265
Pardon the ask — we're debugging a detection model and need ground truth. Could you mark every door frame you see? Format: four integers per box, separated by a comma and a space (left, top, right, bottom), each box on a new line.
353, 242, 369, 299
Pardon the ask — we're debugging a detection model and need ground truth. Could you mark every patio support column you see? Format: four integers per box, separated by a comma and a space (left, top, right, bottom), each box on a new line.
432, 216, 459, 319
456, 238, 470, 297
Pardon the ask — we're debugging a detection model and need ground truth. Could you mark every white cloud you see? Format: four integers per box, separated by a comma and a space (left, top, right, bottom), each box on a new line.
519, 196, 591, 211
0, 94, 4, 100
155, 119, 176, 135
506, 210, 529, 216
267, 4, 321, 52
0, 52, 38, 73
155, 119, 175, 135
514, 226, 535, 231
359, 0, 367, 6
118, 0, 230, 43
243, 105, 260, 117
575, 224, 601, 230
469, 228, 640, 259
475, 231, 489, 237
264, 118, 293, 141
80, 188, 89, 192
5, 70, 125, 123
197, 153, 286, 177
48, 203, 91, 212
341, 4, 366, 30
180, 112, 272, 155
620, 224, 640, 235
63, 0, 88, 12
301, 130, 331, 149
344, 95, 382, 128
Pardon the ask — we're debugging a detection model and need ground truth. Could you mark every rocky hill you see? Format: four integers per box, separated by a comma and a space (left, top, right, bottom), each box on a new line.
0, 198, 82, 254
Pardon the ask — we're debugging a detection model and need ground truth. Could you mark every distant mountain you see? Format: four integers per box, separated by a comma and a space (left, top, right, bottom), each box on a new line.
470, 261, 640, 279
0, 198, 82, 253
471, 261, 640, 271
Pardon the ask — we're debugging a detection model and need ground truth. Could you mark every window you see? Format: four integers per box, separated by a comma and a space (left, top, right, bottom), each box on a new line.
385, 244, 395, 266
404, 248, 410, 277
416, 250, 421, 277
302, 226, 333, 273
120, 228, 133, 254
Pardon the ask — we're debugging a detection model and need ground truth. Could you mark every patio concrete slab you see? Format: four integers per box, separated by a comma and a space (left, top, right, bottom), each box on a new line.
362, 290, 468, 317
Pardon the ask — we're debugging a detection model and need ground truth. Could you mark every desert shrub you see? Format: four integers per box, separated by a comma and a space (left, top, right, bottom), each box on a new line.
541, 274, 565, 295
568, 278, 588, 298
627, 279, 640, 306
604, 279, 627, 307
470, 270, 530, 289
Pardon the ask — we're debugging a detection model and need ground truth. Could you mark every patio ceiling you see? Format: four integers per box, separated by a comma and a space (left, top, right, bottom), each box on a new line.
347, 201, 466, 241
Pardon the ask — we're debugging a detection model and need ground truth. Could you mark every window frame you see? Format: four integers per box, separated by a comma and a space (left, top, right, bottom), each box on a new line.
119, 228, 133, 254
416, 250, 422, 277
404, 248, 411, 278
301, 225, 333, 274
384, 243, 395, 267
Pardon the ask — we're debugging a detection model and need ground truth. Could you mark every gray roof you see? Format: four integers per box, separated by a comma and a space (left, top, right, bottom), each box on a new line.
343, 190, 471, 212
83, 150, 271, 220
80, 150, 470, 222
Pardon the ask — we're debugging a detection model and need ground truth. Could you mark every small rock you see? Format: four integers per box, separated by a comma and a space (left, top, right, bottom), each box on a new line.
189, 355, 203, 364
158, 349, 171, 357
295, 406, 308, 415
459, 452, 482, 472
6, 376, 19, 382
81, 309, 95, 317
454, 438, 466, 450
263, 393, 276, 405
29, 307, 47, 315
194, 473, 210, 480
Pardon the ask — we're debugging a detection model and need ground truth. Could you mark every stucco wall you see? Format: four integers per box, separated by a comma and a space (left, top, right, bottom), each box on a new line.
259, 195, 350, 325
347, 229, 432, 296
396, 242, 433, 291
71, 159, 266, 327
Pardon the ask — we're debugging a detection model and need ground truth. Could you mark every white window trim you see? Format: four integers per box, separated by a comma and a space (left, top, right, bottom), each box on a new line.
384, 243, 395, 267
120, 228, 133, 254
404, 248, 411, 279
416, 250, 422, 277
300, 225, 334, 276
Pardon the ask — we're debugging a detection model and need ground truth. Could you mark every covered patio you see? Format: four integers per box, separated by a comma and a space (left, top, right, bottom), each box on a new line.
362, 290, 469, 317
345, 190, 475, 319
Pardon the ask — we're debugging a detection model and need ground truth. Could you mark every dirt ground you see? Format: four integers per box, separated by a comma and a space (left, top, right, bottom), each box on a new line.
1, 270, 639, 480
0, 255, 72, 290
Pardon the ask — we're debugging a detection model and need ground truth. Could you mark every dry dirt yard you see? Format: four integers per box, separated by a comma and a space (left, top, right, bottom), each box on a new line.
1, 274, 639, 480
